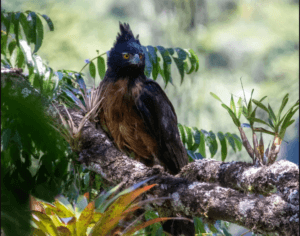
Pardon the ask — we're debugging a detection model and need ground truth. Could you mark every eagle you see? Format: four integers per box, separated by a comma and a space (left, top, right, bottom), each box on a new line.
97, 23, 188, 175
97, 23, 194, 235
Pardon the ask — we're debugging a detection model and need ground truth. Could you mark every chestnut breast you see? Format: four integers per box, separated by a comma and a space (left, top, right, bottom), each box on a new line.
99, 78, 157, 165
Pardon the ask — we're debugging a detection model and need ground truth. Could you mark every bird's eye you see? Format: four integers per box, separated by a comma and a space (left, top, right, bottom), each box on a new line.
139, 54, 143, 59
123, 53, 129, 59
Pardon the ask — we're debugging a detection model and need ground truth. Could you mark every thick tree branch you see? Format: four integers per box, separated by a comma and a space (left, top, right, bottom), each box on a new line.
56, 105, 299, 236
179, 158, 299, 206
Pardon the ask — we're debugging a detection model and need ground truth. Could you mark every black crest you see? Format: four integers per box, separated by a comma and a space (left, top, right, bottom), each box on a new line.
114, 22, 141, 46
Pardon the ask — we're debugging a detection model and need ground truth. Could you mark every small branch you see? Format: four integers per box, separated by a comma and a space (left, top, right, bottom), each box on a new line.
268, 135, 282, 165
238, 127, 254, 163
252, 131, 262, 166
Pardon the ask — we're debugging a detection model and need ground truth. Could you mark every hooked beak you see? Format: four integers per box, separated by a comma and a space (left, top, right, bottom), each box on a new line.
129, 54, 140, 65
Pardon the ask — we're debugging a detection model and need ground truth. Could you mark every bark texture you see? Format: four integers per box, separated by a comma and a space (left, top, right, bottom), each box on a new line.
57, 105, 299, 236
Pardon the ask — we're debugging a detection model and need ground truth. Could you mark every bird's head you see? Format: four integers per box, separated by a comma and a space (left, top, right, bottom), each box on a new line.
107, 22, 145, 77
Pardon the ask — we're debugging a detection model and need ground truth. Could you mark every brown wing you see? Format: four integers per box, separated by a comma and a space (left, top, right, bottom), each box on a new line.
134, 79, 188, 174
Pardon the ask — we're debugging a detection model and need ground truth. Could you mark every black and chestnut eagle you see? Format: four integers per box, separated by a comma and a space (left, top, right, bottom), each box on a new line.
98, 22, 194, 236
98, 23, 189, 175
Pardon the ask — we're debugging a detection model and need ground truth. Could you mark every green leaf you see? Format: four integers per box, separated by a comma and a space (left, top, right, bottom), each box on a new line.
268, 118, 274, 128
249, 96, 268, 126
187, 150, 197, 160
75, 73, 86, 91
16, 47, 25, 68
62, 88, 84, 108
281, 108, 298, 131
184, 126, 193, 150
259, 96, 268, 103
95, 183, 122, 209
225, 133, 236, 153
217, 132, 227, 161
189, 49, 199, 72
28, 72, 35, 84
162, 60, 172, 85
283, 119, 295, 129
32, 55, 44, 78
208, 223, 219, 233
147, 46, 158, 80
184, 49, 196, 74
248, 117, 272, 127
142, 46, 153, 77
276, 113, 286, 129
166, 47, 174, 55
99, 177, 156, 214
249, 107, 257, 126
252, 128, 276, 136
231, 134, 242, 151
40, 14, 54, 31
194, 218, 206, 234
268, 104, 277, 124
156, 58, 164, 81
97, 56, 106, 80
1, 184, 32, 236
210, 92, 222, 103
242, 106, 248, 117
147, 46, 157, 62
247, 98, 253, 117
191, 127, 201, 152
277, 94, 289, 121
89, 61, 96, 79
174, 47, 187, 84
27, 11, 37, 45
178, 123, 186, 146
2, 13, 12, 56
13, 12, 21, 46
156, 46, 172, 86
206, 131, 218, 158
19, 13, 30, 43
252, 99, 268, 113
230, 94, 236, 116
221, 104, 241, 127
250, 89, 254, 100
237, 97, 243, 119
19, 39, 34, 66
199, 131, 206, 158
152, 61, 159, 81
172, 57, 185, 84
33, 15, 44, 53
75, 194, 89, 214
1, 128, 11, 151
8, 41, 17, 56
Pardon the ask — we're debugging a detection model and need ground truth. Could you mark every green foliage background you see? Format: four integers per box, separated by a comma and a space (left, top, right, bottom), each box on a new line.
3, 0, 298, 165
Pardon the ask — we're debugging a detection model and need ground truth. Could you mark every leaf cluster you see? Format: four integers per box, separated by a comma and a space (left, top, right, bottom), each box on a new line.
178, 124, 242, 162
210, 88, 299, 164
1, 10, 80, 102
1, 10, 53, 60
30, 178, 183, 236
1, 78, 70, 236
81, 46, 199, 88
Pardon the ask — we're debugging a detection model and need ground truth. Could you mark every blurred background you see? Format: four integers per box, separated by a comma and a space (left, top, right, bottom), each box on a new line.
3, 0, 298, 171
2, 0, 299, 233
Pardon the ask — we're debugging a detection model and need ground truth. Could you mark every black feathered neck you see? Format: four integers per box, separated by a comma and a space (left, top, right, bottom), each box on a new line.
114, 22, 141, 46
